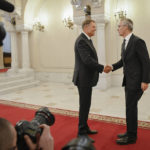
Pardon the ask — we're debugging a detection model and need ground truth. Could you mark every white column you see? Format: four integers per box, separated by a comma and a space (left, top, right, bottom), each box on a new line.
78, 25, 82, 35
0, 47, 4, 69
73, 16, 85, 32
96, 23, 111, 90
19, 31, 33, 74
97, 24, 106, 64
7, 31, 19, 74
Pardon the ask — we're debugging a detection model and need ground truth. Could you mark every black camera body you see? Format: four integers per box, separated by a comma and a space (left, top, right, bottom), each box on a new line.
15, 107, 55, 150
62, 136, 96, 150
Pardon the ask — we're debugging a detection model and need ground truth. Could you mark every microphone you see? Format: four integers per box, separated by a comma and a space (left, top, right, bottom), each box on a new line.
0, 0, 15, 12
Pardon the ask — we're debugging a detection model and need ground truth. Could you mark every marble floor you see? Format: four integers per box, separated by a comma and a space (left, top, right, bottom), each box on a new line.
0, 82, 150, 122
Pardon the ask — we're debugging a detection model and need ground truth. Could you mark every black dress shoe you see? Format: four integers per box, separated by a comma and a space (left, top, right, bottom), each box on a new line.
116, 136, 137, 145
117, 132, 127, 138
86, 129, 98, 135
78, 134, 95, 143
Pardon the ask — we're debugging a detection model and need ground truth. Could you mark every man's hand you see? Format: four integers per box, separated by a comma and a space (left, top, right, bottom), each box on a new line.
104, 65, 112, 73
141, 82, 149, 91
38, 124, 54, 150
24, 135, 37, 150
24, 124, 54, 150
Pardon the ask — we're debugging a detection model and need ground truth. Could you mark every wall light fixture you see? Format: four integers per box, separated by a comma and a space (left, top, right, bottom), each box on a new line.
62, 16, 74, 30
114, 10, 126, 20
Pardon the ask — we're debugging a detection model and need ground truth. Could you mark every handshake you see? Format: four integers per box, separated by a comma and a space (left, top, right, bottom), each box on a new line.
103, 65, 112, 73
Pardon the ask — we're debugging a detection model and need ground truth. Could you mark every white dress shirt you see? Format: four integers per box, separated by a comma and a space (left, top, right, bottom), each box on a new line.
111, 32, 133, 70
124, 32, 133, 49
82, 31, 91, 40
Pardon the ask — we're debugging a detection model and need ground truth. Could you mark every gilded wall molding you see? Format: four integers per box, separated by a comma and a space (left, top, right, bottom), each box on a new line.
16, 24, 32, 32
90, 0, 102, 8
74, 13, 109, 25
71, 0, 102, 9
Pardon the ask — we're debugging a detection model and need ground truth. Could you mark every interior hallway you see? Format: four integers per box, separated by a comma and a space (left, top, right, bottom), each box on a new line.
0, 82, 150, 122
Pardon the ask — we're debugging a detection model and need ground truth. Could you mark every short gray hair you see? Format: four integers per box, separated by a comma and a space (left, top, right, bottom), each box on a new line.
82, 19, 95, 29
121, 18, 133, 31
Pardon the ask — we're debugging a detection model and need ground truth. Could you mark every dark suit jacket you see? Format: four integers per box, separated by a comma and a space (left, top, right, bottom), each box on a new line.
72, 33, 104, 87
112, 34, 150, 90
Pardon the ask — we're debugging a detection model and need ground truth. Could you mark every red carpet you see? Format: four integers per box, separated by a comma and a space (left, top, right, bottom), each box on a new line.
0, 68, 8, 73
0, 103, 150, 150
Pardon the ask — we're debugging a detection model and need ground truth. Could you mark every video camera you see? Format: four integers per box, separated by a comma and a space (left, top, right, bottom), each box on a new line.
15, 107, 55, 150
0, 0, 15, 46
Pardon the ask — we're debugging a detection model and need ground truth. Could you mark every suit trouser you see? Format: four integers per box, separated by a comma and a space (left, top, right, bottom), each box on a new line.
125, 87, 143, 137
77, 86, 92, 135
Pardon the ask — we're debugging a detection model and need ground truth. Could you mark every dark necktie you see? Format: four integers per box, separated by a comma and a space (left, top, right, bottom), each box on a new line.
89, 39, 94, 48
89, 39, 98, 58
122, 39, 126, 54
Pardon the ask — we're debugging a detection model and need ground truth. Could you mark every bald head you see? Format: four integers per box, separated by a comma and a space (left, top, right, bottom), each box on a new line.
0, 118, 17, 150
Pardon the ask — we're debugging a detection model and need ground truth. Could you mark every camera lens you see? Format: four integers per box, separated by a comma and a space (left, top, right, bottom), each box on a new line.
33, 107, 55, 126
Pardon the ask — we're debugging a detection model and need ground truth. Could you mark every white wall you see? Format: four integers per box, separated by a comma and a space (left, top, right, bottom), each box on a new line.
105, 0, 150, 76
23, 0, 150, 85
25, 0, 78, 73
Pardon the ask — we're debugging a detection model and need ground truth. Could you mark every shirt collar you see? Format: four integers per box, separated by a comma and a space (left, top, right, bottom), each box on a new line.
125, 32, 133, 41
82, 31, 91, 40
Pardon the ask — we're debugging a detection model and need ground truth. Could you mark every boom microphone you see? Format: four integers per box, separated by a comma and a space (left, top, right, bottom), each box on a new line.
0, 0, 15, 12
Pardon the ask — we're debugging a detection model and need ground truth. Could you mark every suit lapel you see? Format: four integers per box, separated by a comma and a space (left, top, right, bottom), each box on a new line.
123, 34, 135, 59
81, 33, 97, 56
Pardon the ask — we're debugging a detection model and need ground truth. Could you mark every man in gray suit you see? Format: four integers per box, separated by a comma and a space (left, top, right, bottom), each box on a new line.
72, 19, 106, 142
106, 18, 150, 145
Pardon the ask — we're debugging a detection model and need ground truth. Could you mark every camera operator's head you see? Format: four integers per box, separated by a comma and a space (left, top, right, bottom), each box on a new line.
0, 22, 6, 46
0, 0, 15, 12
62, 136, 96, 150
0, 118, 17, 150
0, 0, 15, 46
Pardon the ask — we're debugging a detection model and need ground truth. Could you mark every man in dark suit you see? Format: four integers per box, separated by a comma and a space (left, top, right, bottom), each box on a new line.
72, 19, 105, 142
105, 18, 150, 145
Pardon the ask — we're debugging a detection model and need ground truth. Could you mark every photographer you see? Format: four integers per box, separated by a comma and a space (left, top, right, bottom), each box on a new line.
0, 117, 54, 150
24, 124, 54, 150
0, 118, 17, 150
